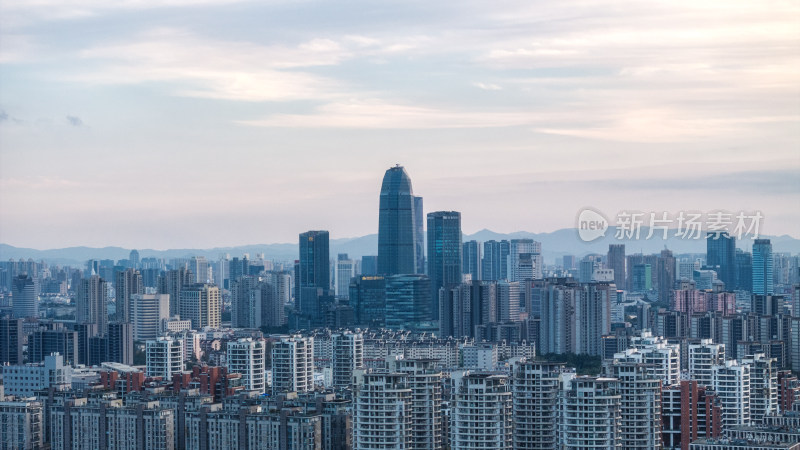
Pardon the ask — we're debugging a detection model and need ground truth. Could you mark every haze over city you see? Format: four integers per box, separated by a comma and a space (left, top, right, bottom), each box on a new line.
1, 0, 799, 249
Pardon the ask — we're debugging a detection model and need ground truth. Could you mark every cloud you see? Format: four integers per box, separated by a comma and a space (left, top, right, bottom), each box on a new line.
66, 115, 83, 126
472, 82, 502, 91
0, 111, 8, 122
237, 98, 542, 129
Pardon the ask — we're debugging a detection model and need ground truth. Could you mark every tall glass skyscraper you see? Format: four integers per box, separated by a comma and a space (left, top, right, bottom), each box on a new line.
707, 231, 736, 289
427, 211, 462, 320
752, 239, 773, 296
482, 240, 510, 281
298, 230, 330, 320
378, 165, 418, 276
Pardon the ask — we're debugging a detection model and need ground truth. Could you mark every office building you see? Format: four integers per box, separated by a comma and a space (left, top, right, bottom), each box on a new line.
11, 274, 37, 319
462, 240, 481, 281
378, 165, 418, 276
131, 294, 170, 341
427, 211, 462, 321
360, 256, 378, 276
1, 353, 71, 397
298, 230, 331, 322
482, 240, 510, 281
386, 274, 431, 330
190, 256, 210, 283
508, 239, 542, 281
271, 335, 314, 394
736, 249, 753, 292
28, 327, 78, 365
450, 372, 513, 450
707, 232, 736, 289
0, 317, 24, 365
753, 239, 774, 295
227, 338, 266, 394
336, 256, 356, 300
349, 275, 386, 328
179, 283, 220, 330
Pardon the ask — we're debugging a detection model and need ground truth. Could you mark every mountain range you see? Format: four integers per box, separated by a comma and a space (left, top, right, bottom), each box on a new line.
2, 227, 798, 267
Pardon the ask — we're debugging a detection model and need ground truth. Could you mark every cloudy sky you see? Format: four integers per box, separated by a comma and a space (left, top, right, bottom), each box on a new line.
1, 0, 798, 249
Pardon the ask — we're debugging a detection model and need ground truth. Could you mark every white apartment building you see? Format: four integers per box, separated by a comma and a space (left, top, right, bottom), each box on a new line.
146, 336, 184, 379
712, 360, 751, 429
689, 339, 726, 388
450, 371, 513, 450
1, 353, 71, 397
270, 335, 313, 395
132, 293, 170, 341
558, 376, 622, 449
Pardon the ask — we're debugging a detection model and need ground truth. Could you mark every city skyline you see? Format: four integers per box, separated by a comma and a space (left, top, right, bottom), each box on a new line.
1, 1, 798, 249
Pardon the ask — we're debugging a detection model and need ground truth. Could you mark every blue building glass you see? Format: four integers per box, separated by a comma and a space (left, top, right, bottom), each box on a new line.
427, 211, 462, 321
378, 165, 418, 276
706, 231, 736, 289
385, 274, 431, 330
752, 239, 773, 295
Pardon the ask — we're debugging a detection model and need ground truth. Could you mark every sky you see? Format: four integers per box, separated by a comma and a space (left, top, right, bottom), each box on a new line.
0, 0, 798, 250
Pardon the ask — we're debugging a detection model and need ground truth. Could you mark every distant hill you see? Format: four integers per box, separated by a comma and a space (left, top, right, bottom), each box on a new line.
1, 227, 797, 266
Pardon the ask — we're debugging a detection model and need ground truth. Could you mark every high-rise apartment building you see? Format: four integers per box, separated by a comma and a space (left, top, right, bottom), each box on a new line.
689, 340, 726, 388
227, 338, 266, 394
353, 371, 412, 449
271, 335, 314, 395
558, 376, 622, 449
450, 372, 513, 450
658, 249, 677, 304
378, 165, 418, 276
512, 360, 566, 450
610, 362, 662, 449
711, 360, 751, 429
607, 244, 626, 289
146, 336, 184, 378
107, 322, 134, 365
158, 267, 192, 317
391, 358, 443, 450
427, 211, 462, 320
332, 331, 363, 388
114, 268, 142, 323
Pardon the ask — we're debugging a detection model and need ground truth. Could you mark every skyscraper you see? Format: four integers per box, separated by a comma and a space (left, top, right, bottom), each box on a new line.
298, 230, 330, 322
706, 232, 736, 289
657, 249, 677, 304
128, 249, 140, 269
427, 211, 462, 320
0, 317, 24, 365
157, 267, 192, 317
462, 240, 481, 281
414, 195, 425, 274
386, 274, 432, 330
607, 244, 626, 288
179, 283, 220, 329
482, 240, 510, 281
114, 268, 142, 323
227, 338, 267, 394
753, 239, 774, 296
11, 274, 37, 319
378, 165, 418, 276
76, 275, 108, 332
336, 255, 355, 300
508, 239, 542, 281
450, 372, 513, 449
